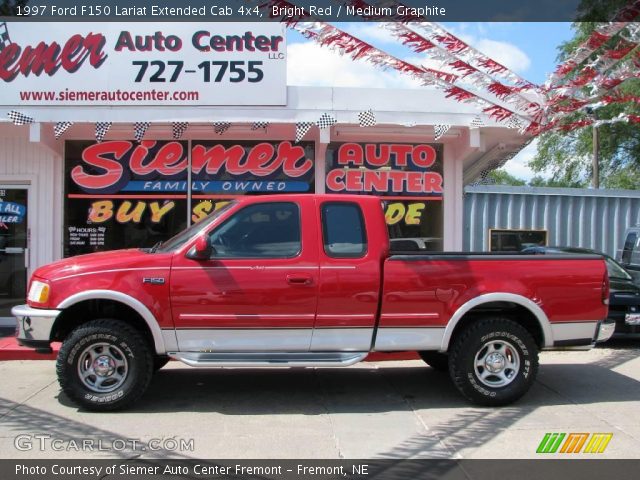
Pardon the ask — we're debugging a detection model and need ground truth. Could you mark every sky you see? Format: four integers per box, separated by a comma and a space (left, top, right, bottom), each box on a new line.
286, 22, 575, 180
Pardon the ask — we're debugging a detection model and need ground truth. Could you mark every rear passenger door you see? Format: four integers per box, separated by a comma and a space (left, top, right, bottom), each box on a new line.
312, 200, 381, 351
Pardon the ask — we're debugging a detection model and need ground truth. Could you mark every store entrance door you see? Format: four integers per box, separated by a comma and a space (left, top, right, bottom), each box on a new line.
0, 186, 29, 321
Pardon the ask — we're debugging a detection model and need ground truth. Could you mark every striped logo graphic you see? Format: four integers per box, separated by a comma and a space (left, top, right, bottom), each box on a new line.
537, 433, 613, 454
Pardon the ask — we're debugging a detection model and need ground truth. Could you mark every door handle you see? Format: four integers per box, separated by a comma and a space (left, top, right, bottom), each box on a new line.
286, 274, 313, 286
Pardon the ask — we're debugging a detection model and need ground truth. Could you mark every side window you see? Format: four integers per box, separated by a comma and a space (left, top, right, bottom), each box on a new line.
209, 202, 301, 258
622, 233, 637, 265
321, 202, 367, 258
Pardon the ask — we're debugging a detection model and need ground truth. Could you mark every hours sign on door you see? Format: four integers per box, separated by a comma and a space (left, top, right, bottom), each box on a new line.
0, 22, 287, 106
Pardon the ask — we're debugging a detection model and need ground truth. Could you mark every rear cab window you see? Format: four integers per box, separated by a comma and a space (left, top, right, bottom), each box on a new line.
321, 202, 367, 258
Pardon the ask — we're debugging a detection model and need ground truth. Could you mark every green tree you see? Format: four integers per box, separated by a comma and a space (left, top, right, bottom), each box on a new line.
486, 169, 526, 186
530, 22, 640, 189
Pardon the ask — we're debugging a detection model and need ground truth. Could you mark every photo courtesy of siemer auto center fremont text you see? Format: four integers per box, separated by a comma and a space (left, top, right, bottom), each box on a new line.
1, 0, 640, 479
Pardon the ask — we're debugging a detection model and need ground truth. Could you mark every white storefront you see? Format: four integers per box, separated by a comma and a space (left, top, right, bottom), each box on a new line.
0, 22, 529, 320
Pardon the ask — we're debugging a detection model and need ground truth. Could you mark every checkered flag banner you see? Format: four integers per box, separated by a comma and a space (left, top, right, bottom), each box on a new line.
95, 122, 112, 143
54, 122, 73, 139
295, 122, 313, 143
172, 122, 188, 139
358, 110, 376, 127
7, 110, 34, 126
470, 116, 484, 129
213, 122, 231, 135
506, 116, 526, 134
478, 168, 497, 185
434, 124, 451, 141
134, 122, 150, 142
0, 23, 11, 52
316, 113, 337, 129
251, 121, 269, 130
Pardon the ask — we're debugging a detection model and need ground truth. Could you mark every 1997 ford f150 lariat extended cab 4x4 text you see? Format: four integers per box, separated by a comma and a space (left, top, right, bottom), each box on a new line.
13, 195, 613, 410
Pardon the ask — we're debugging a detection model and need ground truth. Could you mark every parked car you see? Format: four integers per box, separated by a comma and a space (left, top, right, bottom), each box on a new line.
389, 237, 441, 252
522, 246, 640, 336
620, 225, 640, 272
14, 195, 610, 410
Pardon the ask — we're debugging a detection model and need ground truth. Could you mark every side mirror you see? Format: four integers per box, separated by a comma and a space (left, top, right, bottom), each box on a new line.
187, 235, 213, 260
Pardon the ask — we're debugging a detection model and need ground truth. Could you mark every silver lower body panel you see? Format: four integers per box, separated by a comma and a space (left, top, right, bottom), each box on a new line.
169, 351, 368, 368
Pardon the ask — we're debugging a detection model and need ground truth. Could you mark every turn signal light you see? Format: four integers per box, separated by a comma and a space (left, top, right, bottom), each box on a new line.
27, 280, 50, 304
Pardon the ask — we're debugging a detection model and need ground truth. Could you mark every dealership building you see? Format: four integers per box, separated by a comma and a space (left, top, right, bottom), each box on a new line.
0, 22, 529, 321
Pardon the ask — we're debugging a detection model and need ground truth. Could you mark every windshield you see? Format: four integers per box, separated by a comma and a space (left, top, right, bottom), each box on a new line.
605, 256, 633, 281
154, 202, 236, 253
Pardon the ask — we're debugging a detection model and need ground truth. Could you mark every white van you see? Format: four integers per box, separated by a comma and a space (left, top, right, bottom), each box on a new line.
620, 226, 640, 271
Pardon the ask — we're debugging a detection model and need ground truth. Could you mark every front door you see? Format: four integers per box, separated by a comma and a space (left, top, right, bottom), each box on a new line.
0, 186, 29, 320
170, 199, 319, 352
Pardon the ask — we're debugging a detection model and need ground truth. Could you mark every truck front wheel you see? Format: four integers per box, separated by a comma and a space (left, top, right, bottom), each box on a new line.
419, 351, 449, 372
56, 319, 153, 411
448, 317, 539, 406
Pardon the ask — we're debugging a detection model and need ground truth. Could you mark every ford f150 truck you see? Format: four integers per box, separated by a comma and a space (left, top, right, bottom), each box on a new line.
13, 194, 612, 411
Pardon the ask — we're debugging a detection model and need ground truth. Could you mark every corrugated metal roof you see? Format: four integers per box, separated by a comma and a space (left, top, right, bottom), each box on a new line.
464, 186, 640, 259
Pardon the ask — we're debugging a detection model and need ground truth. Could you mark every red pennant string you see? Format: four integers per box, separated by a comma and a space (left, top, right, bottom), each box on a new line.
434, 34, 468, 54
487, 82, 514, 100
398, 31, 437, 52
449, 60, 478, 77
483, 105, 514, 122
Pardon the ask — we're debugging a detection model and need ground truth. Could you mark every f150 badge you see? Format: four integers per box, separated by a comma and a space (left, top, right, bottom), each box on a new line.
142, 277, 165, 285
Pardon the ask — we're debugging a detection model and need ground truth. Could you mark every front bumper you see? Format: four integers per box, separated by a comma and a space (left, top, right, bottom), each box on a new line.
12, 304, 61, 353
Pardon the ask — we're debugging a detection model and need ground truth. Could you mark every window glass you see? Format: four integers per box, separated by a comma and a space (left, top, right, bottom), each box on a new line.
64, 140, 188, 257
622, 233, 637, 265
209, 202, 300, 258
604, 257, 633, 281
386, 201, 443, 251
157, 202, 235, 253
321, 203, 367, 257
490, 230, 547, 252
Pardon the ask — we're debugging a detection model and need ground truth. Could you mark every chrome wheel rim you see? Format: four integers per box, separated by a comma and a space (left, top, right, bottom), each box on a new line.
77, 342, 128, 393
473, 339, 520, 388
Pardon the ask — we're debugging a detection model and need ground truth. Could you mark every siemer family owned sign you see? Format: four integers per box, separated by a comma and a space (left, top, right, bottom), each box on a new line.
0, 22, 286, 105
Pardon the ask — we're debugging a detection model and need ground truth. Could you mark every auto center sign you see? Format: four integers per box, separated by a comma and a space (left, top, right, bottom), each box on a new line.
326, 143, 444, 197
0, 22, 286, 105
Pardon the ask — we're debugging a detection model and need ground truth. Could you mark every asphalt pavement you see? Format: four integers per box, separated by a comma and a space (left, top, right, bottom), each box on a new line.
0, 340, 639, 459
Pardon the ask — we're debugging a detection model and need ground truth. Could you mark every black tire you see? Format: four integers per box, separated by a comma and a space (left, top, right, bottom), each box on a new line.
153, 356, 170, 371
448, 317, 539, 406
419, 351, 449, 372
56, 318, 153, 411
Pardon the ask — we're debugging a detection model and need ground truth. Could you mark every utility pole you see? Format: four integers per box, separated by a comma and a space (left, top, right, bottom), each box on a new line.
592, 122, 600, 188
587, 107, 600, 188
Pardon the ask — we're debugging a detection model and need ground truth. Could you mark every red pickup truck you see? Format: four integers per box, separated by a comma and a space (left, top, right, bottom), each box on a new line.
14, 194, 612, 411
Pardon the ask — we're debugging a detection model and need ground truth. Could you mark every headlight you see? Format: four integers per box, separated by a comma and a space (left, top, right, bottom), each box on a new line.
28, 280, 50, 304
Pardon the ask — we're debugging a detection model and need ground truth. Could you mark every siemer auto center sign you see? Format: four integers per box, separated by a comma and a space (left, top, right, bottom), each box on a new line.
0, 22, 287, 105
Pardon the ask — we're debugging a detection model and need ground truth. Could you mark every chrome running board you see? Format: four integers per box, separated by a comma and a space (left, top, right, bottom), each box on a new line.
169, 351, 368, 367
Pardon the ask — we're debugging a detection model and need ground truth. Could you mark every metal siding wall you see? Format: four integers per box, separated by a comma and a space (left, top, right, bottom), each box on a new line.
464, 186, 640, 259
0, 128, 62, 273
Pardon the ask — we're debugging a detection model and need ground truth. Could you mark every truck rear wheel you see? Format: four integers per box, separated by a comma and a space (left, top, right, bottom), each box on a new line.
56, 319, 153, 411
448, 317, 539, 406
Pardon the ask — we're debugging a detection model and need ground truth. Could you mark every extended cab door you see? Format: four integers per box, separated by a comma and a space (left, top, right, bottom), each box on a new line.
170, 198, 319, 352
312, 197, 387, 351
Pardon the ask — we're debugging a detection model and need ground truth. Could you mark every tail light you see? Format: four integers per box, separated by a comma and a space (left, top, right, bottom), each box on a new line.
602, 271, 610, 306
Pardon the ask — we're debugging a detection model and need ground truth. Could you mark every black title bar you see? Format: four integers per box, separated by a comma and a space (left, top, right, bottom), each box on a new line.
3, 459, 640, 480
0, 0, 637, 22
